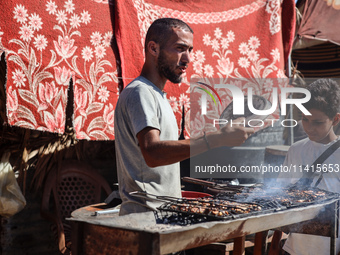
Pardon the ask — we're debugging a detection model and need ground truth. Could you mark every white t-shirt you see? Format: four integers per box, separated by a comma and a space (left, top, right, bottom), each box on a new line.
280, 136, 340, 255
114, 76, 181, 215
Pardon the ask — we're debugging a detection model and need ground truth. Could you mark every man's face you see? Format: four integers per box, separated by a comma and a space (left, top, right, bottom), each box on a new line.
302, 108, 337, 144
157, 27, 193, 84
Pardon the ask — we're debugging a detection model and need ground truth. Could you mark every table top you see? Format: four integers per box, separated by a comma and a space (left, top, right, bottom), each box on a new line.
69, 199, 338, 254
70, 199, 337, 234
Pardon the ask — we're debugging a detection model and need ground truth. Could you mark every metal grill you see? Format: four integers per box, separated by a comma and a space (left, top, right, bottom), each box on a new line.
150, 185, 340, 225
217, 185, 340, 209
157, 197, 270, 220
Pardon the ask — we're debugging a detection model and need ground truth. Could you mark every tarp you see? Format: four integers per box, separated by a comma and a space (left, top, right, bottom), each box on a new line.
294, 0, 340, 49
113, 0, 296, 138
0, 0, 118, 140
1, 0, 296, 140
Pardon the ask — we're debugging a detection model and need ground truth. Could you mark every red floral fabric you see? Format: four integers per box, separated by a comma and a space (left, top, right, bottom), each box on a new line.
1, 0, 295, 140
113, 0, 296, 138
0, 0, 118, 140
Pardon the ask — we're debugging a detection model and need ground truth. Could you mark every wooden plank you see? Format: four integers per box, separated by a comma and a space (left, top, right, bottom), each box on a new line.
80, 223, 160, 255
233, 236, 245, 255
268, 230, 283, 255
330, 201, 338, 255
71, 221, 83, 255
253, 231, 268, 255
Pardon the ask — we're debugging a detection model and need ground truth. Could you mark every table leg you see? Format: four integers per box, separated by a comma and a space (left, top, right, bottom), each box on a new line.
268, 230, 283, 255
254, 231, 269, 255
233, 236, 245, 255
330, 201, 339, 255
71, 221, 83, 255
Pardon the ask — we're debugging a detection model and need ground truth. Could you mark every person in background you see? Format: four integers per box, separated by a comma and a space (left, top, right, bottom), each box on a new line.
114, 18, 254, 215
280, 78, 340, 255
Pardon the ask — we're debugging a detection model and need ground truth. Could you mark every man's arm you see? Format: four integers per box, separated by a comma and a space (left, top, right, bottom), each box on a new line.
137, 119, 254, 167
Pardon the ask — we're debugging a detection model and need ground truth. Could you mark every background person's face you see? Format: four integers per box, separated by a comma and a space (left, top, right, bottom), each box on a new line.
302, 108, 336, 144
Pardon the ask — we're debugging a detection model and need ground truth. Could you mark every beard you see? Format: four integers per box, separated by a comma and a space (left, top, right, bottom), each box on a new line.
157, 50, 183, 84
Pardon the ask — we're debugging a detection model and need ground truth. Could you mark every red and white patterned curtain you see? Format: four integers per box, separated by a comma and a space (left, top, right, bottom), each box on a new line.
1, 0, 295, 140
0, 0, 118, 140
113, 0, 296, 138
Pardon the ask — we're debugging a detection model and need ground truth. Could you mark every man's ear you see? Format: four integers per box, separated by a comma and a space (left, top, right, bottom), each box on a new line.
332, 113, 340, 126
147, 41, 159, 57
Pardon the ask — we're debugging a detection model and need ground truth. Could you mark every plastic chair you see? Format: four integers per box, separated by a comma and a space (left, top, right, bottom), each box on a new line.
41, 160, 112, 254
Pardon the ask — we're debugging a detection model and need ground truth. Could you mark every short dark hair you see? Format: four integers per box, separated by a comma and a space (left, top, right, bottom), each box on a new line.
144, 18, 193, 52
303, 78, 340, 118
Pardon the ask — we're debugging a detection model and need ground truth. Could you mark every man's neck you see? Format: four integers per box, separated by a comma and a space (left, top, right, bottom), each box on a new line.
140, 68, 166, 91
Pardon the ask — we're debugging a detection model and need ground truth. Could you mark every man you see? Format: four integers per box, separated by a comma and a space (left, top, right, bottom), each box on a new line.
114, 18, 254, 215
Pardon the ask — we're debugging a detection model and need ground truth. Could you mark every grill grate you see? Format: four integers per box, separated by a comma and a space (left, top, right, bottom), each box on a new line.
156, 185, 339, 225
157, 196, 281, 223
217, 185, 340, 209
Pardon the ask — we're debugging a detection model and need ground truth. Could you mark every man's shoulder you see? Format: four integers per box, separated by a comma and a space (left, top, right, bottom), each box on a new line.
123, 77, 146, 91
122, 77, 156, 96
118, 77, 153, 101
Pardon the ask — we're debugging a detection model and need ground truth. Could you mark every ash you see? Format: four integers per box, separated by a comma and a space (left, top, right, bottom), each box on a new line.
154, 211, 212, 226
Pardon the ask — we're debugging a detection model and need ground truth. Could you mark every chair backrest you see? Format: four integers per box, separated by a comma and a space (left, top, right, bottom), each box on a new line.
41, 160, 112, 253
43, 160, 112, 218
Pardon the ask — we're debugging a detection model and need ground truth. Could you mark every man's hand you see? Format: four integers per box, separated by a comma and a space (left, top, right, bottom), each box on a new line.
209, 117, 255, 148
136, 118, 254, 167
